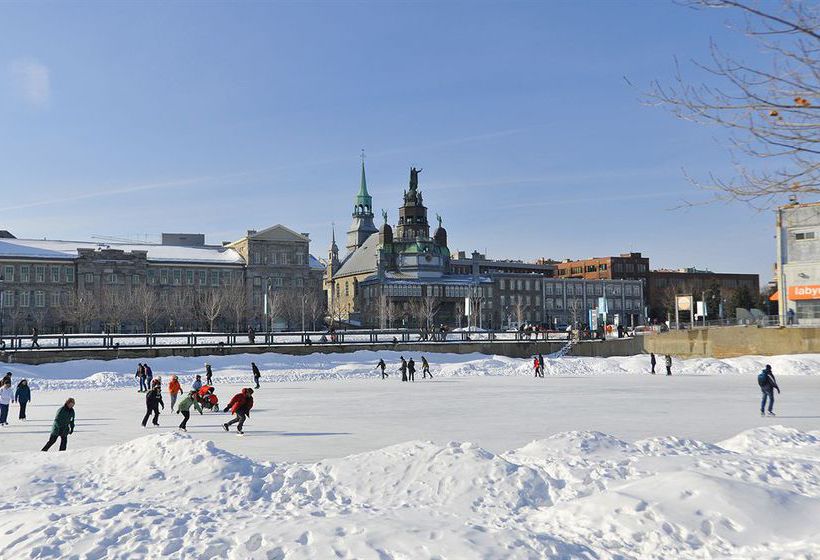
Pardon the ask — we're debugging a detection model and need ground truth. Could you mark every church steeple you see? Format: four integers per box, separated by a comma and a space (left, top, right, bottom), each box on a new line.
346, 150, 378, 253
329, 223, 339, 266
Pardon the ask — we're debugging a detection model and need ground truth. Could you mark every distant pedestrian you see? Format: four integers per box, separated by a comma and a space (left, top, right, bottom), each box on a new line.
42, 398, 75, 452
665, 354, 672, 376
248, 327, 256, 344
135, 364, 147, 392
408, 358, 416, 382
377, 358, 387, 379
205, 363, 213, 385
141, 382, 165, 427
533, 356, 540, 378
31, 327, 40, 350
144, 363, 154, 386
787, 308, 795, 325
176, 390, 203, 431
192, 374, 203, 391
400, 356, 408, 382
168, 375, 182, 411
421, 356, 432, 379
223, 388, 254, 435
758, 364, 780, 417
650, 353, 657, 375
14, 379, 31, 420
251, 362, 261, 389
0, 379, 12, 425
538, 353, 545, 377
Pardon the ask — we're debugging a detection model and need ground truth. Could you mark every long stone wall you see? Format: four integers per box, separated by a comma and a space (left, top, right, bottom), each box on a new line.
643, 327, 820, 358
1, 337, 643, 365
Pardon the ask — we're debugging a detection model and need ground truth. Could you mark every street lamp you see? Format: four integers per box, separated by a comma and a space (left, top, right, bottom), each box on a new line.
0, 274, 5, 343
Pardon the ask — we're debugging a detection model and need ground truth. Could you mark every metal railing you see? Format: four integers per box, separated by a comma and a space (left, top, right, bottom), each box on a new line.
0, 328, 573, 353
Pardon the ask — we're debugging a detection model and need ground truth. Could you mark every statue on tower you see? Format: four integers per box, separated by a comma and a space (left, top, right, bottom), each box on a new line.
409, 167, 422, 192
382, 209, 388, 224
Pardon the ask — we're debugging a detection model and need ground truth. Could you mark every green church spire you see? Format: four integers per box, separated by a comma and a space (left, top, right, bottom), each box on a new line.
354, 149, 372, 210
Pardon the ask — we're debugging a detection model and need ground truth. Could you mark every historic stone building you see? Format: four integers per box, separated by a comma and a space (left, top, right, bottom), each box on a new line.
0, 225, 324, 334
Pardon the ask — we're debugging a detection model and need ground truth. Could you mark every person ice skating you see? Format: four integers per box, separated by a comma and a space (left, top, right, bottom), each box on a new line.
144, 363, 154, 386
176, 390, 203, 431
192, 374, 203, 391
1, 371, 11, 386
538, 353, 545, 377
665, 354, 672, 376
31, 327, 40, 349
400, 356, 408, 382
377, 358, 387, 379
248, 326, 256, 344
141, 380, 165, 427
533, 356, 540, 378
650, 353, 657, 375
14, 379, 31, 420
223, 388, 254, 435
421, 356, 432, 379
42, 398, 75, 452
408, 358, 416, 382
135, 363, 147, 392
758, 364, 780, 417
168, 375, 182, 411
251, 362, 261, 389
0, 379, 12, 425
205, 363, 213, 385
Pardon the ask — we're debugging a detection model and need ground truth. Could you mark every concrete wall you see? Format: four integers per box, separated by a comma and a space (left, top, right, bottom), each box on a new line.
643, 327, 820, 358
0, 337, 643, 366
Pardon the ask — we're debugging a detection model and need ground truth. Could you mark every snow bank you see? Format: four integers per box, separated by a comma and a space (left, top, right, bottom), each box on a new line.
2, 425, 819, 559
5, 350, 820, 392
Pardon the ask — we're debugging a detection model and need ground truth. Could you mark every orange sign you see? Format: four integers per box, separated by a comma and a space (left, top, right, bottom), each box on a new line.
789, 285, 820, 300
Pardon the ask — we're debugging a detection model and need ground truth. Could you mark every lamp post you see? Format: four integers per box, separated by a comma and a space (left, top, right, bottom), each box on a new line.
0, 274, 5, 343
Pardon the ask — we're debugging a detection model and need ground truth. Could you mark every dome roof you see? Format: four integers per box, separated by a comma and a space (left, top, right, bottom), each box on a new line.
379, 221, 393, 244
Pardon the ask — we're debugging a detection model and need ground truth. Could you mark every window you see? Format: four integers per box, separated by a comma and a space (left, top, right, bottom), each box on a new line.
210, 271, 219, 287
273, 277, 284, 288
198, 271, 207, 286
544, 283, 553, 295
107, 273, 120, 284
133, 274, 141, 286
148, 270, 157, 285
3, 265, 13, 282
2, 291, 13, 307
51, 266, 60, 283
253, 277, 262, 287
173, 269, 182, 285
160, 269, 168, 285
85, 272, 94, 284
34, 290, 45, 308
186, 270, 194, 285
294, 277, 303, 287
20, 265, 29, 283
35, 265, 45, 283
19, 291, 29, 307
220, 270, 231, 285
795, 231, 816, 240
65, 267, 74, 283
50, 292, 61, 307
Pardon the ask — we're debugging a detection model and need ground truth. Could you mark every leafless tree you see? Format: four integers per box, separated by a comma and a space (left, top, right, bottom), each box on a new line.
130, 284, 160, 333
198, 289, 225, 332
166, 288, 196, 331
99, 286, 131, 333
648, 0, 819, 205
304, 289, 325, 331
514, 298, 528, 325
225, 280, 248, 332
567, 297, 584, 328
420, 295, 441, 330
59, 287, 98, 333
266, 288, 289, 331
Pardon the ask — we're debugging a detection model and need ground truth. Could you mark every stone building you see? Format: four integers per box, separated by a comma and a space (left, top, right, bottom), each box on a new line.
0, 225, 324, 334
773, 200, 820, 325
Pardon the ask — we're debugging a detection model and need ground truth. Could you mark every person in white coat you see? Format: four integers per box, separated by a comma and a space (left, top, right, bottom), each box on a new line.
0, 379, 14, 425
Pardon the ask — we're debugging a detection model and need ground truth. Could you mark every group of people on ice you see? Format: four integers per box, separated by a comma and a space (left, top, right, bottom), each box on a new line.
0, 372, 31, 425
375, 356, 432, 381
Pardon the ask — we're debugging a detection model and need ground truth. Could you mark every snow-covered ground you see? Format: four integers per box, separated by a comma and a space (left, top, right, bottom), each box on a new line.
1, 351, 819, 559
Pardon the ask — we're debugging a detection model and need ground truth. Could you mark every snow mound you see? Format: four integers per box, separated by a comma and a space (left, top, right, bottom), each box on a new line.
516, 430, 637, 458
635, 435, 732, 456
718, 425, 820, 458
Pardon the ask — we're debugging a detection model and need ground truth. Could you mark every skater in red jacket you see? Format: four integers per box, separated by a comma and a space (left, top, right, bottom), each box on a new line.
223, 388, 254, 434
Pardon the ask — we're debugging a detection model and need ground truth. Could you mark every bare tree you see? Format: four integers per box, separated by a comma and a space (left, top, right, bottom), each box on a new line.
407, 297, 426, 329
566, 297, 584, 329
648, 0, 819, 205
100, 286, 131, 333
225, 280, 248, 332
166, 288, 195, 331
198, 289, 225, 332
421, 295, 441, 330
130, 284, 160, 333
59, 287, 98, 333
304, 289, 325, 331
514, 298, 528, 325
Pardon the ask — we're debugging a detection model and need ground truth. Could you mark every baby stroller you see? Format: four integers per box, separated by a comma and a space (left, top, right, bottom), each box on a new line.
197, 385, 220, 412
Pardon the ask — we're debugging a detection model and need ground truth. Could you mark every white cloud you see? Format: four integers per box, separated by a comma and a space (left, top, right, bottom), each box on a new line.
9, 58, 51, 107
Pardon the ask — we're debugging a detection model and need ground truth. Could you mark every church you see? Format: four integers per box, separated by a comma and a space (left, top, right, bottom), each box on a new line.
324, 161, 492, 328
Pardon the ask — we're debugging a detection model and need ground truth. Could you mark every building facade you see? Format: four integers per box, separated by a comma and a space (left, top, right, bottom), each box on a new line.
0, 225, 324, 334
775, 200, 820, 325
647, 268, 760, 320
556, 252, 650, 281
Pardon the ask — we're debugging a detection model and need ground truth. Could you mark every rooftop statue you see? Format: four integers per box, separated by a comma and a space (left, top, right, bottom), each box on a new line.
409, 167, 422, 192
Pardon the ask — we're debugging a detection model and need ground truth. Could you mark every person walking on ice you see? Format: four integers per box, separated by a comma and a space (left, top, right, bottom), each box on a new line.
168, 375, 182, 411
135, 363, 147, 392
176, 390, 203, 431
758, 364, 780, 417
533, 356, 541, 378
377, 358, 387, 379
400, 356, 408, 382
650, 353, 657, 374
205, 363, 213, 385
223, 388, 254, 435
142, 379, 165, 427
407, 358, 416, 382
0, 379, 13, 425
251, 362, 261, 389
42, 398, 75, 452
538, 353, 545, 377
14, 379, 31, 420
421, 356, 432, 379
665, 354, 672, 376
192, 374, 203, 391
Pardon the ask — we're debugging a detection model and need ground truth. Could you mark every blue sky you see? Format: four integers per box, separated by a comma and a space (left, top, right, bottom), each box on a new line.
1, 1, 782, 283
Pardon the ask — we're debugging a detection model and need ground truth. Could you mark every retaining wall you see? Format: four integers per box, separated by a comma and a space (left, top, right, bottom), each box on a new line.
643, 326, 820, 358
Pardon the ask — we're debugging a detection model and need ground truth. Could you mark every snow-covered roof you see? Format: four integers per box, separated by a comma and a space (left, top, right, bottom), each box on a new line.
0, 238, 245, 265
309, 254, 325, 270
335, 232, 379, 277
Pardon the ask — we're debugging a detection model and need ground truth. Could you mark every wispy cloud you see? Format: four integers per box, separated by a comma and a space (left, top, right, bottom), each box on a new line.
0, 172, 252, 212
9, 58, 51, 108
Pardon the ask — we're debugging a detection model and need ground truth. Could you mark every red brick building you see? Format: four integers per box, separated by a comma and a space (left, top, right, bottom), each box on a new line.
556, 252, 650, 282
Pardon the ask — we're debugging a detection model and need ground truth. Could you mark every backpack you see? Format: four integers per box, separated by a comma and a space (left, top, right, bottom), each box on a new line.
757, 371, 768, 388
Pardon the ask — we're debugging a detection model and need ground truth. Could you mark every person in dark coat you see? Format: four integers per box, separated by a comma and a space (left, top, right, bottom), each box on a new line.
31, 327, 40, 349
377, 358, 387, 379
144, 363, 154, 386
251, 362, 261, 389
223, 388, 254, 434
421, 356, 432, 379
758, 364, 780, 416
205, 363, 213, 385
248, 327, 256, 344
650, 353, 657, 375
1, 372, 11, 386
14, 379, 31, 420
400, 356, 408, 382
665, 355, 672, 376
407, 358, 416, 382
141, 381, 165, 427
538, 353, 545, 377
42, 398, 75, 451
135, 364, 147, 392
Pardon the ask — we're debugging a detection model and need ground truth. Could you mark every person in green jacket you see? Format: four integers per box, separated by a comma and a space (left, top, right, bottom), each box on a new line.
42, 398, 75, 452
176, 390, 203, 431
